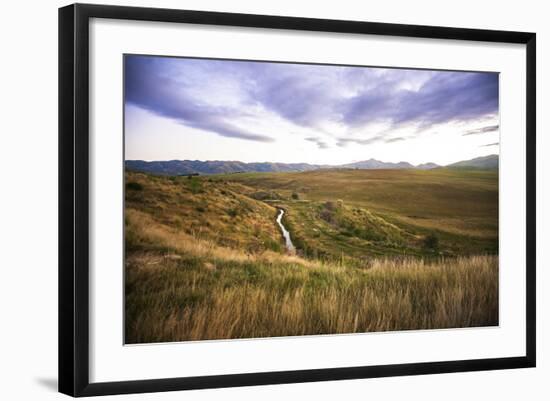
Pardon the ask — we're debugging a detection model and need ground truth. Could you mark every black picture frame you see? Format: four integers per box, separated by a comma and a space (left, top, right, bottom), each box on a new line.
59, 3, 536, 397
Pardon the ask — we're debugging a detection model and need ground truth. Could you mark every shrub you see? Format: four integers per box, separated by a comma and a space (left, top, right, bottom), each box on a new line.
319, 209, 334, 223
324, 201, 336, 211
188, 177, 202, 194
423, 233, 440, 251
126, 182, 143, 191
251, 191, 271, 200
252, 190, 280, 200
291, 192, 300, 200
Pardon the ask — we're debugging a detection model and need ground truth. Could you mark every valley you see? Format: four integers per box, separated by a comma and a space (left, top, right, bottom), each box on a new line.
124, 167, 498, 343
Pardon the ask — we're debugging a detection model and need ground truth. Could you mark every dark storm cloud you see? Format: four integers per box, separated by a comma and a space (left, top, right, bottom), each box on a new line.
125, 55, 499, 145
463, 124, 500, 136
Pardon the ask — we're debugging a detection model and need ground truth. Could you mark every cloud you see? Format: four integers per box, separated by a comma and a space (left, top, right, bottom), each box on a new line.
125, 55, 499, 146
125, 56, 274, 142
480, 142, 499, 147
385, 137, 406, 143
336, 135, 407, 147
342, 71, 499, 131
463, 125, 500, 136
336, 136, 383, 147
247, 65, 499, 140
305, 137, 329, 149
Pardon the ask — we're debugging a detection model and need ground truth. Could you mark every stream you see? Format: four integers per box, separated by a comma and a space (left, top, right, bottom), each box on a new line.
276, 209, 295, 254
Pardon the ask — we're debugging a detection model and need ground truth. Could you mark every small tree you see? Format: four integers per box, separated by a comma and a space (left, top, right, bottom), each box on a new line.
423, 233, 439, 251
291, 192, 299, 200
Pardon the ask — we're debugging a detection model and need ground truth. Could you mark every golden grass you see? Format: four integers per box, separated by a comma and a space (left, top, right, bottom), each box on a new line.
125, 172, 283, 253
226, 168, 499, 239
126, 208, 319, 268
125, 170, 498, 343
125, 209, 498, 343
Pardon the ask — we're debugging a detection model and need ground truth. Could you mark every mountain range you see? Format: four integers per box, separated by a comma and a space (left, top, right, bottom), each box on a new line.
446, 154, 499, 169
125, 154, 498, 176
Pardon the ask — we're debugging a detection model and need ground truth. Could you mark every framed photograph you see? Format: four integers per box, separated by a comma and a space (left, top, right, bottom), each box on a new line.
59, 3, 536, 397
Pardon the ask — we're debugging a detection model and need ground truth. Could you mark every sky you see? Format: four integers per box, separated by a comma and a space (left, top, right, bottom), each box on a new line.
124, 55, 500, 166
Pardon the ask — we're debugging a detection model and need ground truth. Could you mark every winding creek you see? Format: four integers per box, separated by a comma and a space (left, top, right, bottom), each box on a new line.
276, 209, 295, 254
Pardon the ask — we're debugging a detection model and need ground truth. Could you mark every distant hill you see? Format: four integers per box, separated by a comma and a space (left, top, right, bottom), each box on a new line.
342, 158, 416, 170
446, 154, 498, 170
125, 159, 324, 176
125, 155, 497, 176
416, 162, 440, 170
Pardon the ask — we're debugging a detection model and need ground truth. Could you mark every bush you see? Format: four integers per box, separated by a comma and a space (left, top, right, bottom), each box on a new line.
423, 233, 440, 251
126, 182, 143, 191
251, 190, 279, 200
291, 192, 300, 200
319, 209, 334, 223
188, 177, 202, 194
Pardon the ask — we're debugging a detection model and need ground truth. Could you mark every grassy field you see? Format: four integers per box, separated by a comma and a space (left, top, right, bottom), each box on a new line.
218, 168, 498, 261
125, 168, 498, 343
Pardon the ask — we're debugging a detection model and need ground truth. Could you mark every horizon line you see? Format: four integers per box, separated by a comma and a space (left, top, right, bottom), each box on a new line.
124, 154, 499, 167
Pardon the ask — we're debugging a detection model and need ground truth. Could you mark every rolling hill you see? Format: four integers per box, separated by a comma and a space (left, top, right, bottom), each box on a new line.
447, 154, 498, 169
341, 158, 416, 169
125, 155, 498, 176
124, 168, 499, 342
125, 158, 441, 175
124, 159, 323, 175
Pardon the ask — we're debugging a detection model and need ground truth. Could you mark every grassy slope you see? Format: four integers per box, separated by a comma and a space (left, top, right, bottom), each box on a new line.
125, 172, 283, 253
221, 168, 498, 260
125, 207, 497, 343
224, 168, 498, 235
125, 169, 498, 343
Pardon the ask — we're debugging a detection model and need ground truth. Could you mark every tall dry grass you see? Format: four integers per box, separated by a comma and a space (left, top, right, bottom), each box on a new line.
125, 209, 498, 343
